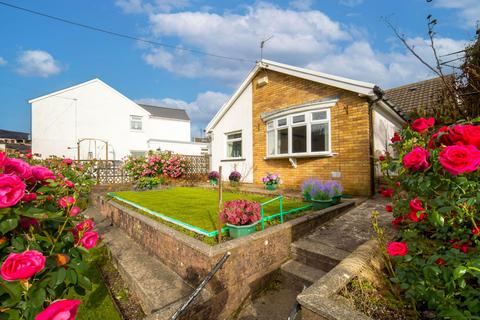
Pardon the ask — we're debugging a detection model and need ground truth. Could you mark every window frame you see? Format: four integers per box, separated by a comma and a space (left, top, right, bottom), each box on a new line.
225, 130, 243, 159
266, 108, 331, 158
130, 115, 143, 131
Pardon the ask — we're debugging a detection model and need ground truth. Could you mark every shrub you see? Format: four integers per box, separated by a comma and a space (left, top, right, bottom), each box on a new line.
136, 176, 166, 190
261, 173, 280, 186
123, 151, 187, 180
228, 171, 241, 182
208, 171, 220, 180
379, 119, 480, 318
220, 200, 261, 226
0, 152, 98, 319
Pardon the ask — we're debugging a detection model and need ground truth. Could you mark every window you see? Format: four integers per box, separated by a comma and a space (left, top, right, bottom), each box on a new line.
130, 116, 142, 131
266, 109, 330, 157
226, 131, 242, 158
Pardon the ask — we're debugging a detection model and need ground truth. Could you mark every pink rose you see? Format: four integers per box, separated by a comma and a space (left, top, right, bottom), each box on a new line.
58, 196, 75, 208
386, 242, 408, 256
64, 180, 75, 188
0, 174, 26, 208
4, 158, 32, 180
408, 210, 426, 222
411, 117, 435, 133
0, 250, 46, 281
31, 166, 55, 181
78, 231, 98, 249
439, 145, 480, 175
22, 192, 37, 202
69, 206, 81, 217
62, 158, 73, 165
19, 217, 40, 230
0, 152, 6, 169
390, 132, 401, 143
403, 147, 430, 172
73, 219, 95, 236
35, 300, 80, 320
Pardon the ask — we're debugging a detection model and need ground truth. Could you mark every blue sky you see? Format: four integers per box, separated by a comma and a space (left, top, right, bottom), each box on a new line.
0, 0, 478, 136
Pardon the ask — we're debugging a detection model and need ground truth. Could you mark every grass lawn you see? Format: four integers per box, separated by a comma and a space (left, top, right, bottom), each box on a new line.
112, 187, 307, 232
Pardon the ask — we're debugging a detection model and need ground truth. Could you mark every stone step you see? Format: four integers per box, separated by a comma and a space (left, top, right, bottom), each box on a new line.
280, 260, 326, 289
101, 224, 210, 318
291, 238, 350, 272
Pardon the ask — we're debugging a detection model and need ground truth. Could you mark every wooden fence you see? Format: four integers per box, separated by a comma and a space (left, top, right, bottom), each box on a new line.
81, 155, 210, 185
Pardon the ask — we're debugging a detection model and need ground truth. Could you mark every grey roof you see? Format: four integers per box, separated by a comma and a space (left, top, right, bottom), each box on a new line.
0, 129, 30, 140
137, 104, 190, 121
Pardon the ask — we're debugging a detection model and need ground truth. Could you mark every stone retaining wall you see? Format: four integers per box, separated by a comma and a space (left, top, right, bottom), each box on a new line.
98, 197, 354, 319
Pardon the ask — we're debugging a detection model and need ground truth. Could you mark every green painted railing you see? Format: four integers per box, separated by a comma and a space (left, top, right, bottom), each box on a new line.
107, 192, 312, 238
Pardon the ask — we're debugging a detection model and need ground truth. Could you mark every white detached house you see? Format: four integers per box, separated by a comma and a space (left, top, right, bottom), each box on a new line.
29, 79, 208, 160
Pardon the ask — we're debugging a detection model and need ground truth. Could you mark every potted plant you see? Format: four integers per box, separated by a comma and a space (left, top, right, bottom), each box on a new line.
330, 181, 343, 204
208, 170, 220, 186
301, 178, 317, 201
262, 173, 280, 190
310, 181, 337, 210
229, 170, 241, 187
220, 200, 261, 239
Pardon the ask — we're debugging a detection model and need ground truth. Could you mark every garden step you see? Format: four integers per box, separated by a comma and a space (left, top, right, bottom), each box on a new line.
101, 224, 210, 317
281, 260, 326, 288
291, 238, 350, 272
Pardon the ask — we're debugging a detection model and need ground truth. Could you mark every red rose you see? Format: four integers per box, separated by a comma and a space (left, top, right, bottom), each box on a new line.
435, 258, 446, 266
62, 158, 73, 165
0, 174, 26, 208
19, 217, 40, 230
387, 242, 408, 256
379, 155, 386, 161
379, 187, 394, 198
22, 193, 37, 202
31, 166, 55, 181
73, 219, 95, 237
391, 132, 401, 143
395, 181, 401, 187
408, 210, 426, 222
0, 250, 46, 281
472, 227, 480, 235
439, 145, 480, 175
385, 204, 393, 212
391, 216, 404, 227
428, 126, 449, 149
411, 117, 435, 133
4, 158, 32, 180
35, 299, 80, 320
403, 147, 430, 172
409, 198, 424, 212
25, 153, 33, 159
64, 180, 75, 188
451, 124, 480, 148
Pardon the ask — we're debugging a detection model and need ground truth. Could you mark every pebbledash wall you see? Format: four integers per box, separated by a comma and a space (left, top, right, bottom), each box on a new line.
252, 71, 372, 196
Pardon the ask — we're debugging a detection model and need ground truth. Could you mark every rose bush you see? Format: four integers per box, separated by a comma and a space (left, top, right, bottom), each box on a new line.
0, 152, 97, 319
379, 120, 480, 318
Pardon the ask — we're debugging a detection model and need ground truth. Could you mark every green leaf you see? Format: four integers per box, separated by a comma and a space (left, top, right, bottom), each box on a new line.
453, 266, 467, 279
0, 208, 11, 216
30, 288, 46, 307
77, 274, 92, 290
66, 269, 77, 285
430, 210, 445, 227
0, 279, 22, 301
0, 218, 18, 234
55, 268, 67, 286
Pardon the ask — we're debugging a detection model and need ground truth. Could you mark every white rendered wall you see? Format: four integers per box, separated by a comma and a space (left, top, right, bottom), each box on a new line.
31, 80, 191, 160
146, 117, 191, 142
210, 83, 253, 183
148, 140, 208, 156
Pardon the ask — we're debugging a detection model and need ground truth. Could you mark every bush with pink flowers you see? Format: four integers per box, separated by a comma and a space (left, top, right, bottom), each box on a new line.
219, 200, 261, 226
379, 118, 480, 318
0, 152, 98, 319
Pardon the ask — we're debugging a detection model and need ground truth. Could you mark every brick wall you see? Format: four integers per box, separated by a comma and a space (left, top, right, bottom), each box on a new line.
252, 70, 372, 196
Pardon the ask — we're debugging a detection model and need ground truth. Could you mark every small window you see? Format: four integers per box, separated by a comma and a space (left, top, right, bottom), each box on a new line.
292, 114, 305, 123
226, 131, 242, 158
277, 118, 287, 127
312, 111, 327, 121
130, 116, 142, 130
277, 128, 289, 154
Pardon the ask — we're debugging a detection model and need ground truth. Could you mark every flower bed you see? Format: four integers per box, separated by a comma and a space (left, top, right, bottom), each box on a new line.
378, 118, 480, 318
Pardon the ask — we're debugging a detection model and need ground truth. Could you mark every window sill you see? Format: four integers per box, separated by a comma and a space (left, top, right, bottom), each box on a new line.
221, 158, 246, 162
130, 130, 143, 133
264, 153, 337, 160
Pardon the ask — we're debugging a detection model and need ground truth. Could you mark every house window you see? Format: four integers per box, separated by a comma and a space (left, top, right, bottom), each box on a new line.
130, 116, 142, 131
266, 109, 330, 157
226, 131, 242, 158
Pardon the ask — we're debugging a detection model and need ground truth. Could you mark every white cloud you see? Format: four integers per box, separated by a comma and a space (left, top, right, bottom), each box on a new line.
339, 0, 363, 7
16, 50, 61, 77
290, 0, 314, 11
115, 0, 190, 14
136, 90, 230, 135
435, 0, 480, 28
0, 57, 6, 66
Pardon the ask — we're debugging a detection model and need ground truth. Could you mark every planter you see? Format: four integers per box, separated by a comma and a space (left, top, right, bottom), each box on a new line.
265, 183, 278, 191
209, 178, 218, 186
303, 193, 312, 202
332, 195, 342, 205
311, 199, 333, 210
227, 221, 260, 239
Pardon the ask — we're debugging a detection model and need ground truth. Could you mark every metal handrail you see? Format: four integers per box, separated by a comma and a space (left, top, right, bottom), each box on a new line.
260, 195, 283, 230
170, 251, 231, 320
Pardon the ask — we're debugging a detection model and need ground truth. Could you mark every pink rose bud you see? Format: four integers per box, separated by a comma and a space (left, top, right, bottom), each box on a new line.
69, 206, 81, 217
62, 158, 73, 165
65, 180, 75, 188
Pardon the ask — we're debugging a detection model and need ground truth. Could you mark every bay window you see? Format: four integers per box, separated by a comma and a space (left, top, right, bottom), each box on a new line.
266, 109, 331, 157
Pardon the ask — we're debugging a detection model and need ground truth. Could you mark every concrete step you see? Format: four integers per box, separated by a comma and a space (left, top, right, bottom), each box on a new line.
280, 260, 326, 289
291, 238, 350, 272
101, 224, 210, 318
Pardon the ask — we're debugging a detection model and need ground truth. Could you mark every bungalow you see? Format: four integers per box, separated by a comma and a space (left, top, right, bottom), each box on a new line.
206, 60, 406, 196
29, 79, 208, 160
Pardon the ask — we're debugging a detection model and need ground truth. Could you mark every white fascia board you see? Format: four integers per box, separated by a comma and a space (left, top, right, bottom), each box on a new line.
206, 65, 260, 132
373, 100, 406, 127
260, 59, 376, 96
262, 99, 337, 122
28, 78, 101, 103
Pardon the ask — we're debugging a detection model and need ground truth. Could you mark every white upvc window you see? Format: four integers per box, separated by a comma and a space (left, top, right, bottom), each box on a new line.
225, 131, 242, 158
266, 109, 331, 158
130, 115, 143, 131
